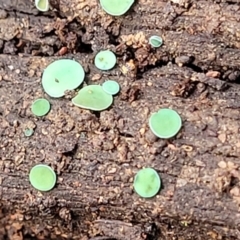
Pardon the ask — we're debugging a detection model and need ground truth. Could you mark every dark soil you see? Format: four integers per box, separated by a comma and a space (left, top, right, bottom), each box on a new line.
1, 0, 240, 239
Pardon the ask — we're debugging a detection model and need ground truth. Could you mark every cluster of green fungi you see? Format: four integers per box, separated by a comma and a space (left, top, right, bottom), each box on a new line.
30, 0, 180, 201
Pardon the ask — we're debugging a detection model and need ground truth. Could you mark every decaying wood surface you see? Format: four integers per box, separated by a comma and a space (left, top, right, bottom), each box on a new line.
0, 0, 240, 239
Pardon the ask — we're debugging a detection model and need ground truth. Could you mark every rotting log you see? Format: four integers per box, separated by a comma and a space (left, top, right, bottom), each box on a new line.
0, 0, 240, 239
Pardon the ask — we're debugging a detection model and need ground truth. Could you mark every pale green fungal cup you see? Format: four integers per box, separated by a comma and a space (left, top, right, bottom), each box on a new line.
29, 164, 56, 192
149, 35, 163, 48
149, 108, 182, 139
31, 98, 51, 117
94, 50, 117, 71
133, 168, 161, 198
100, 0, 135, 16
42, 59, 85, 98
72, 85, 113, 111
102, 80, 120, 95
35, 0, 49, 12
24, 128, 34, 137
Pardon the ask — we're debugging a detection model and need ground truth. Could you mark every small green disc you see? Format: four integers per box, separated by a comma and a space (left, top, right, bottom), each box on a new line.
149, 108, 182, 139
72, 85, 113, 111
35, 0, 49, 12
29, 164, 56, 192
102, 80, 120, 95
133, 168, 161, 198
24, 128, 34, 137
149, 35, 163, 48
100, 0, 135, 16
94, 50, 117, 70
31, 98, 50, 117
42, 59, 85, 98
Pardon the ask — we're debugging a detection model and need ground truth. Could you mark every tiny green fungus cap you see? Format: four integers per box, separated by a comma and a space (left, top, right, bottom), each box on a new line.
31, 98, 50, 117
149, 108, 182, 139
133, 168, 161, 198
42, 59, 85, 98
100, 0, 135, 16
72, 85, 113, 111
29, 164, 56, 192
24, 128, 34, 137
149, 35, 163, 48
94, 50, 117, 71
102, 80, 120, 95
35, 0, 49, 12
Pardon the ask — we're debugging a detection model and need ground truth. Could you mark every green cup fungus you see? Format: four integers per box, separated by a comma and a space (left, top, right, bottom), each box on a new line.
24, 128, 34, 137
31, 98, 51, 117
42, 59, 85, 98
149, 108, 182, 139
133, 168, 161, 198
29, 164, 56, 192
94, 50, 117, 71
35, 0, 49, 12
100, 0, 135, 16
72, 85, 113, 111
149, 35, 163, 48
102, 80, 120, 95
